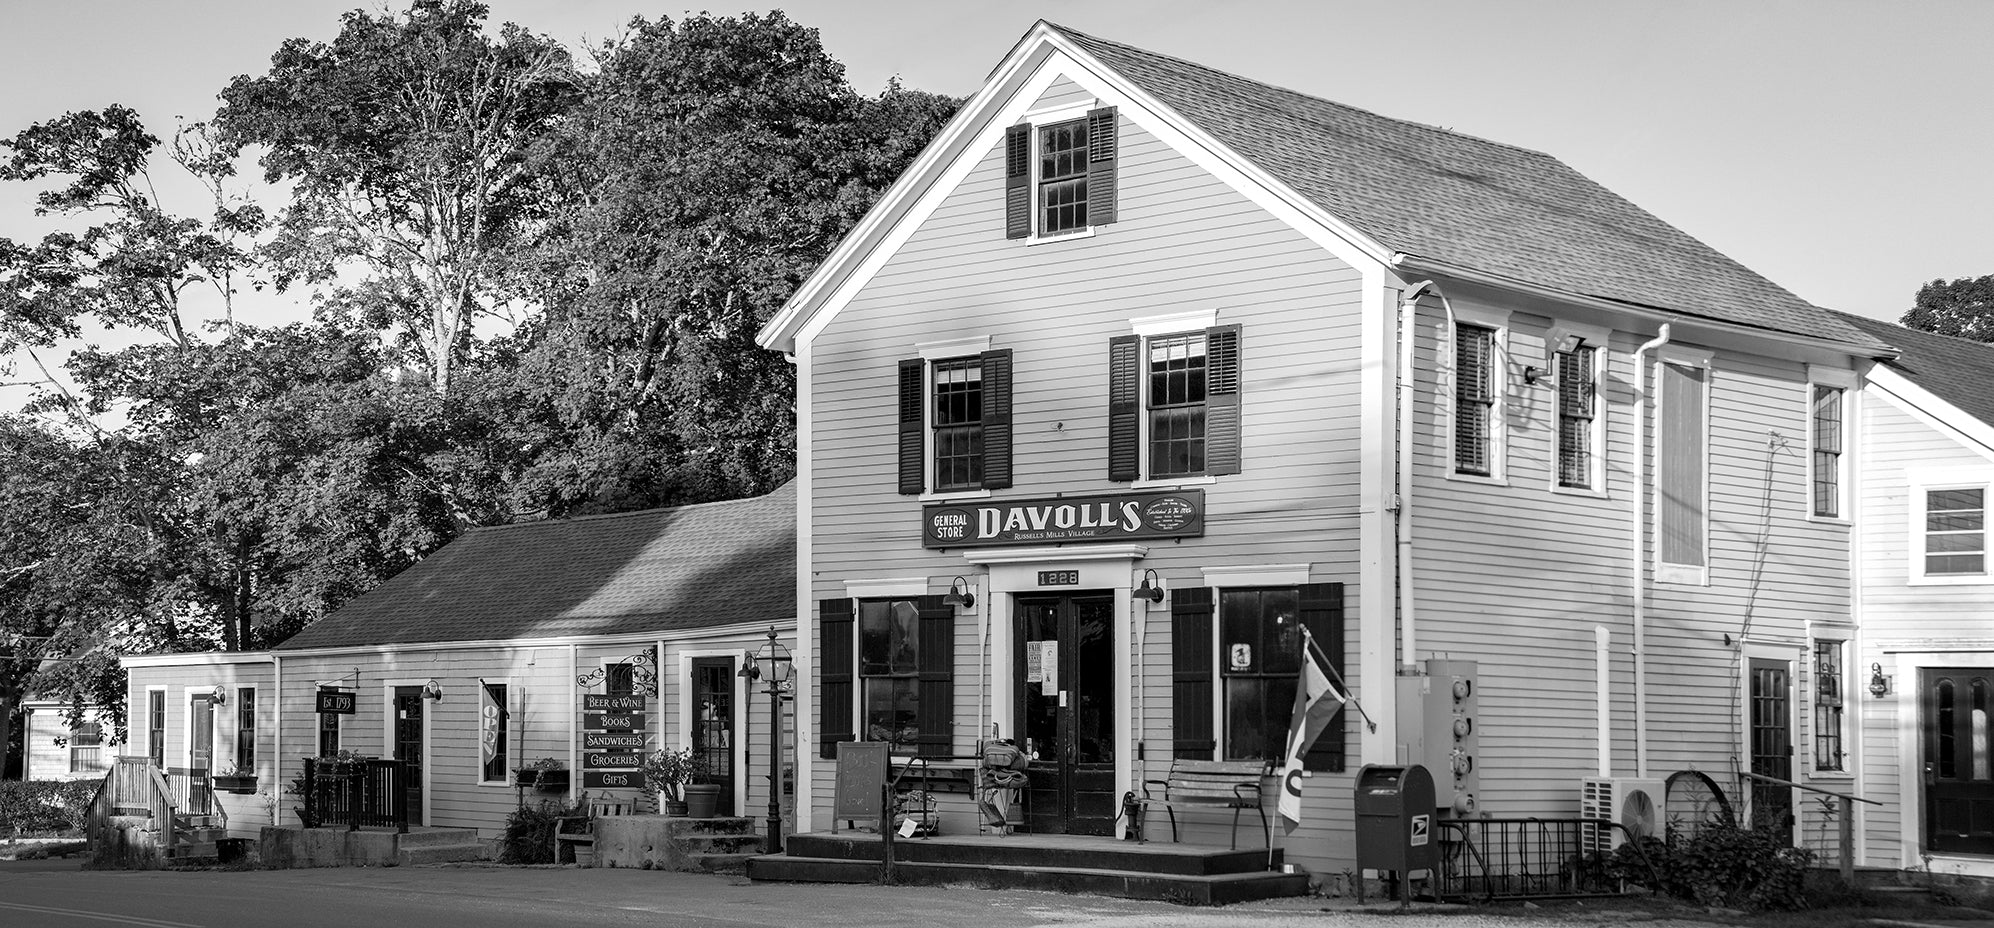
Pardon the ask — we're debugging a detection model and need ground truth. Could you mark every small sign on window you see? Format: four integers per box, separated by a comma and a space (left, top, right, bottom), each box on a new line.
1229, 643, 1252, 671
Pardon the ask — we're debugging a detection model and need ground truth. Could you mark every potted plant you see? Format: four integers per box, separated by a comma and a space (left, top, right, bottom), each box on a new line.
517, 757, 567, 791
212, 762, 258, 794
643, 748, 696, 816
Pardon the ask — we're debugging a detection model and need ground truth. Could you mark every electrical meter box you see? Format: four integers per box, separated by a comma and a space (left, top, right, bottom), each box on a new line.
1395, 659, 1479, 817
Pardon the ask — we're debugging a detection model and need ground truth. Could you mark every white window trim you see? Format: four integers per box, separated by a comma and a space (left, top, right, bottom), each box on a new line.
1909, 472, 1994, 585
476, 678, 515, 786
1547, 321, 1613, 497
676, 647, 751, 813
1807, 635, 1854, 778
914, 336, 994, 499
1807, 365, 1857, 524
180, 685, 217, 773
1654, 346, 1712, 586
1126, 310, 1223, 484
1446, 305, 1511, 485
382, 678, 434, 827
1017, 100, 1100, 245
143, 685, 167, 766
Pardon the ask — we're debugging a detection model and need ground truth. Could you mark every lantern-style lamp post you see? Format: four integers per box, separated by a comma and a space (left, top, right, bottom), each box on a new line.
741, 627, 792, 853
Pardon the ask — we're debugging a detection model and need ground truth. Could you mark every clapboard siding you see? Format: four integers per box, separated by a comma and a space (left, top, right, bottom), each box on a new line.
802, 98, 1367, 864
1409, 297, 1851, 823
22, 704, 118, 782
1851, 394, 1994, 867
122, 660, 279, 838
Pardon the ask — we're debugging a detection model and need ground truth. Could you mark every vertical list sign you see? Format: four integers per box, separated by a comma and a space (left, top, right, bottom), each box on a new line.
582, 693, 647, 790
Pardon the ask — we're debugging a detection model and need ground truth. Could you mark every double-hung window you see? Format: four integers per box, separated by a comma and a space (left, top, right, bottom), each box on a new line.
1806, 368, 1854, 520
147, 690, 166, 767
318, 701, 340, 756
1453, 324, 1498, 477
1556, 343, 1600, 489
818, 596, 955, 757
234, 688, 255, 772
1108, 320, 1242, 482
1812, 639, 1847, 772
1170, 583, 1345, 770
69, 720, 103, 774
897, 346, 1012, 496
1656, 349, 1711, 582
1005, 106, 1118, 240
1925, 487, 1986, 577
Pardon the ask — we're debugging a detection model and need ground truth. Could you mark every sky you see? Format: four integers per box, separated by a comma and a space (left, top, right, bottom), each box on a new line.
1, 0, 1989, 352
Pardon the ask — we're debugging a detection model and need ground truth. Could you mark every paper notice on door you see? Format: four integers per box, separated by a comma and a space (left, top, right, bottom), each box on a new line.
1025, 641, 1044, 684
1039, 641, 1059, 695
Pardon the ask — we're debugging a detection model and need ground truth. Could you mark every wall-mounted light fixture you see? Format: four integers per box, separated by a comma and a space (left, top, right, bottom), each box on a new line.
1868, 662, 1890, 698
1132, 569, 1166, 604
423, 679, 444, 701
943, 576, 977, 610
1524, 334, 1587, 385
210, 684, 228, 705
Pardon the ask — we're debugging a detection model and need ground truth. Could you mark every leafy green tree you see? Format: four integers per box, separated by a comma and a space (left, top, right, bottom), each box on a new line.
502, 12, 959, 514
216, 0, 576, 395
1902, 274, 1994, 342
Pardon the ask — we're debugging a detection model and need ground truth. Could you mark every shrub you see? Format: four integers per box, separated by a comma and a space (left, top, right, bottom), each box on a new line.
1610, 816, 1816, 911
500, 798, 579, 864
0, 780, 99, 836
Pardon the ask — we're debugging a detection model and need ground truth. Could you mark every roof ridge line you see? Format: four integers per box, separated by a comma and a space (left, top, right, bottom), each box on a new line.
1045, 21, 1558, 161
470, 485, 791, 534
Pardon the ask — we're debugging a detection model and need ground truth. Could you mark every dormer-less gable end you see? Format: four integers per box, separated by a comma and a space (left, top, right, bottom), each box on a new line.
756, 21, 1393, 357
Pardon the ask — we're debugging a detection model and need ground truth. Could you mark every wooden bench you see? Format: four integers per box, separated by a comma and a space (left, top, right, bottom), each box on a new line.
552, 794, 629, 864
1138, 759, 1272, 849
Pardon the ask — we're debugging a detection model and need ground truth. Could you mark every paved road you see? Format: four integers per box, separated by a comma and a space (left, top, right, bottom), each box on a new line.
0, 858, 1726, 928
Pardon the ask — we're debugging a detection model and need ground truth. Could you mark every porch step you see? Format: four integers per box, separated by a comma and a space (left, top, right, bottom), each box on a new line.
399, 843, 486, 866
782, 833, 1278, 876
746, 855, 1309, 905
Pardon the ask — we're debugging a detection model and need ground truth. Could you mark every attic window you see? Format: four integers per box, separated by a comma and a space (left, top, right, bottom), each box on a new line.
1005, 106, 1119, 240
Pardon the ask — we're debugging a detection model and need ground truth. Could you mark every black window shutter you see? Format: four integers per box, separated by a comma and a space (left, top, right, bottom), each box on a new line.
898, 358, 924, 495
1086, 106, 1118, 226
1005, 124, 1031, 239
980, 349, 1013, 489
1108, 335, 1140, 482
1206, 324, 1242, 475
914, 595, 955, 758
820, 598, 855, 759
1171, 586, 1215, 760
1298, 582, 1346, 772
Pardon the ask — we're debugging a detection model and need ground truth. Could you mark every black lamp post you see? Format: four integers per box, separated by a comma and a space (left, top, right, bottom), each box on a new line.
741, 627, 792, 853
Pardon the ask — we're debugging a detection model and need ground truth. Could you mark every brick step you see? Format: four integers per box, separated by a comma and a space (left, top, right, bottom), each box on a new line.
746, 855, 1309, 905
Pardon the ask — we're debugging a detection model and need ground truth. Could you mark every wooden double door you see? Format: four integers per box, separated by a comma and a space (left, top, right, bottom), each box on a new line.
1015, 593, 1117, 836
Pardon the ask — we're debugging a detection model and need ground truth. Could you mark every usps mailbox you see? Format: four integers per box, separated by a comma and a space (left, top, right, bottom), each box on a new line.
1354, 764, 1437, 879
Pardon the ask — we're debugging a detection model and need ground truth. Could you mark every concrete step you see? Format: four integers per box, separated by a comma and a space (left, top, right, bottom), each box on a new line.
685, 851, 763, 874
677, 834, 765, 855
666, 816, 758, 837
168, 841, 217, 860
396, 828, 482, 849
399, 844, 486, 866
745, 855, 1310, 905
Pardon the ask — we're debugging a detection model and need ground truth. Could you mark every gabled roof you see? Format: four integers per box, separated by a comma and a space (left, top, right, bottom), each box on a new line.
759, 22, 1890, 355
277, 483, 795, 650
1050, 25, 1883, 352
1836, 313, 1994, 430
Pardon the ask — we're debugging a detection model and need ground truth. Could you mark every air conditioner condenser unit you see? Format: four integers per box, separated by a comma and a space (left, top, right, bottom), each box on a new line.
1579, 776, 1665, 853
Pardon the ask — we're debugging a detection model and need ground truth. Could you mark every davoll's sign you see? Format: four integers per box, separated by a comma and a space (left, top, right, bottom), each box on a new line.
923, 490, 1204, 549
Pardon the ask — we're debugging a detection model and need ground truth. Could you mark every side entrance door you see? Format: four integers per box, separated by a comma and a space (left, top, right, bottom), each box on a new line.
1748, 657, 1795, 844
691, 657, 737, 816
393, 686, 425, 823
1015, 593, 1116, 836
1923, 667, 1994, 855
188, 693, 215, 811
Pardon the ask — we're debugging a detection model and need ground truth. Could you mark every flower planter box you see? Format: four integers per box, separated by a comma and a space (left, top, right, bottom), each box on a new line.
516, 769, 569, 791
213, 775, 259, 794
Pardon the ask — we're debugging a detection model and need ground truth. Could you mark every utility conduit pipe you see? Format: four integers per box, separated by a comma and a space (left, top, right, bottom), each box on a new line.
1630, 324, 1671, 778
1395, 281, 1458, 673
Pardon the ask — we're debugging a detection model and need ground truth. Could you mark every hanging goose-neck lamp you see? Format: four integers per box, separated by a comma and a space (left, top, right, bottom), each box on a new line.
1132, 569, 1166, 604
943, 576, 977, 610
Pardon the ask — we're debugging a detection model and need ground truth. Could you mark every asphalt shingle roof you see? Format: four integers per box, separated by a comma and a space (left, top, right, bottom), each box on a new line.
1836, 313, 1994, 429
1053, 25, 1888, 353
277, 482, 796, 650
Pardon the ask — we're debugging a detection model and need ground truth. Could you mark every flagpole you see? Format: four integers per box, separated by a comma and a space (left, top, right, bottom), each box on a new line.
1302, 626, 1377, 733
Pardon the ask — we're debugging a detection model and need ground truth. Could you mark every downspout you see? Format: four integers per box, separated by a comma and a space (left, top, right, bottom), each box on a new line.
1396, 280, 1453, 673
1631, 324, 1672, 779
273, 654, 283, 820
568, 644, 579, 804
